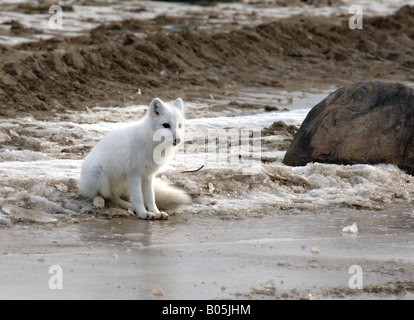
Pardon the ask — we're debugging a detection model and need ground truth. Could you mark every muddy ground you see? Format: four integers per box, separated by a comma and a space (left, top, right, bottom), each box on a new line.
0, 4, 413, 118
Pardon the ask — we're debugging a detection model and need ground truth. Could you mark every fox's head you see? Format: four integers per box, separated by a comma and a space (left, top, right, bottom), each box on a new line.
148, 97, 186, 147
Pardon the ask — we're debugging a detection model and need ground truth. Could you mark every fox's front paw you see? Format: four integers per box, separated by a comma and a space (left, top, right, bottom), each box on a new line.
137, 211, 169, 220
136, 211, 155, 220
155, 211, 169, 220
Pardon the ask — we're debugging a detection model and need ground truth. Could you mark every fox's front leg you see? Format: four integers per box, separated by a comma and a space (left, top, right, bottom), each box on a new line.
127, 171, 155, 220
142, 176, 169, 220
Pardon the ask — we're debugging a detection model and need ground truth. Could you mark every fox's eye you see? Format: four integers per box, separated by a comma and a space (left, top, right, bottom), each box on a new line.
163, 123, 171, 129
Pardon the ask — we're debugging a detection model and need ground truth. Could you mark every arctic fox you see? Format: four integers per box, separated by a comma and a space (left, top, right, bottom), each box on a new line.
78, 98, 191, 220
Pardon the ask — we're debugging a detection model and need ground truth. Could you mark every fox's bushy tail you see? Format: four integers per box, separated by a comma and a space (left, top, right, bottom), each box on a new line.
154, 179, 192, 211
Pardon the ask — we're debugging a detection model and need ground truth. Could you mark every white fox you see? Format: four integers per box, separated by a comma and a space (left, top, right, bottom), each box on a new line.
78, 98, 191, 220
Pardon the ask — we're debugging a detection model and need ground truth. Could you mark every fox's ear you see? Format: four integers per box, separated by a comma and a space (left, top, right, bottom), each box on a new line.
149, 98, 165, 117
173, 98, 185, 114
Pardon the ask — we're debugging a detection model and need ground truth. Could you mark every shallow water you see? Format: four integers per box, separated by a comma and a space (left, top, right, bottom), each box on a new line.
1, 211, 413, 300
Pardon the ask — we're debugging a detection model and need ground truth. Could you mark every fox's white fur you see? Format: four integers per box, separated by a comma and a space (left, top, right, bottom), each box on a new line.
78, 98, 191, 220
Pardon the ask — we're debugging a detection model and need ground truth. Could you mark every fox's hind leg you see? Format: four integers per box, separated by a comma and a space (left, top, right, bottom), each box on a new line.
93, 196, 105, 209
112, 178, 133, 210
113, 197, 133, 210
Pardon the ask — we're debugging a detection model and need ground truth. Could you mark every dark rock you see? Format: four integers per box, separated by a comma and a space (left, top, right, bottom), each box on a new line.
264, 105, 280, 112
263, 121, 298, 136
283, 81, 414, 175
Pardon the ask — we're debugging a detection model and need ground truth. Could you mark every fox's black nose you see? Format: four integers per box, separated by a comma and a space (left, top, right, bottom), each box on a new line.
173, 138, 181, 146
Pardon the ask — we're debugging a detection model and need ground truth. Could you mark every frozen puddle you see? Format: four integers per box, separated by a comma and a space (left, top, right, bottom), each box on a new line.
2, 204, 57, 223
0, 213, 413, 299
0, 159, 82, 219
1, 88, 414, 223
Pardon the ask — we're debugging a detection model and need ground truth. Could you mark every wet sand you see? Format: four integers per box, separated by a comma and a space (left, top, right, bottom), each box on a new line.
1, 207, 413, 300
